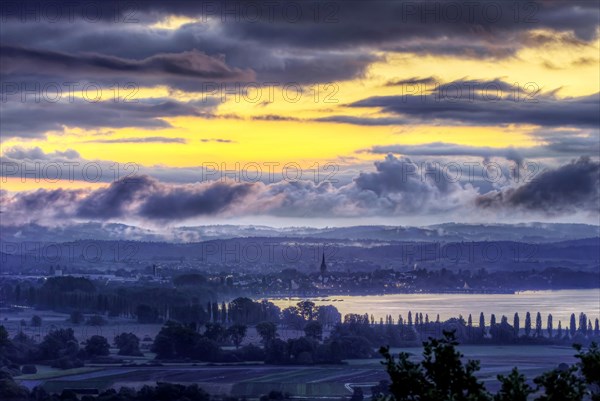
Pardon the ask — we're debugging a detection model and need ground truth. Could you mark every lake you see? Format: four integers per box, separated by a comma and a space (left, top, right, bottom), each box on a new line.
267, 289, 600, 327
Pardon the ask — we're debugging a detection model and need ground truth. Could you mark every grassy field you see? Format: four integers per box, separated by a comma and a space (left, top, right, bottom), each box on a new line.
14, 345, 578, 398
5, 310, 582, 398
2, 309, 164, 343
2, 310, 310, 346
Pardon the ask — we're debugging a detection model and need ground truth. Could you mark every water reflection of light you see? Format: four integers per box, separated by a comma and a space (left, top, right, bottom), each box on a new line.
266, 289, 599, 327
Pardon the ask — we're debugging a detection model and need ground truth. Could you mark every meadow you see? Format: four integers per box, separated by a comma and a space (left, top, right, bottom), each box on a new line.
13, 344, 578, 398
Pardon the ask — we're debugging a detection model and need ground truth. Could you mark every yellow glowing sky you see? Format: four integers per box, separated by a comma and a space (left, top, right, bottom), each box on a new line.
2, 29, 598, 191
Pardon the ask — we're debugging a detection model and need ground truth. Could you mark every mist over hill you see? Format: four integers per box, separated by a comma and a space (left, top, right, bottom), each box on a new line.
1, 236, 598, 275
1, 222, 598, 244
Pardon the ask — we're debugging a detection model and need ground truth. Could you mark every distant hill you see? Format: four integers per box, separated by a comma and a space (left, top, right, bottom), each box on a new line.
1, 222, 598, 244
1, 235, 598, 274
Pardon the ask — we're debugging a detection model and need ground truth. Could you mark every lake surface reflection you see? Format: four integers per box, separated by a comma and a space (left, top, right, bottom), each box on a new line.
268, 289, 600, 326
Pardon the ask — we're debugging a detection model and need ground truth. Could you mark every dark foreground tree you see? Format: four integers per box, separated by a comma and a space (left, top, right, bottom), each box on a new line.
30, 315, 42, 327
380, 331, 490, 401
227, 324, 247, 348
525, 312, 532, 337
534, 365, 586, 401
0, 371, 29, 401
380, 335, 600, 401
256, 321, 278, 344
494, 368, 535, 401
38, 328, 79, 360
84, 335, 110, 357
304, 321, 323, 341
574, 342, 600, 401
114, 332, 143, 356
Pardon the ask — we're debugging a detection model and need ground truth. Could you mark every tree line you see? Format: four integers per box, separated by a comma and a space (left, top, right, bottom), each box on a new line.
379, 332, 600, 401
2, 327, 599, 401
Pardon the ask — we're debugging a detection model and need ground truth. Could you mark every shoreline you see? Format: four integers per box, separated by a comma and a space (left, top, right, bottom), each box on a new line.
258, 287, 600, 300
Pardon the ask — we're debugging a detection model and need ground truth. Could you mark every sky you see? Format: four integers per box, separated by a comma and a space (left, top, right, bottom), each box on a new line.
0, 0, 599, 229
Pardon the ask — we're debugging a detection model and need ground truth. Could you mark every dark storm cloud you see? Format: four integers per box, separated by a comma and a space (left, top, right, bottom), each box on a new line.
77, 176, 157, 219
2, 156, 598, 224
476, 157, 600, 213
2, 1, 597, 92
0, 98, 216, 139
74, 175, 257, 220
1, 155, 475, 223
314, 78, 598, 129
0, 0, 596, 146
1, 45, 252, 80
4, 146, 80, 160
541, 132, 600, 156
349, 85, 600, 128
10, 188, 83, 213
367, 131, 600, 164
3, 0, 598, 43
354, 154, 460, 196
0, 22, 376, 86
247, 155, 477, 217
138, 181, 254, 219
198, 1, 600, 51
0, 45, 255, 92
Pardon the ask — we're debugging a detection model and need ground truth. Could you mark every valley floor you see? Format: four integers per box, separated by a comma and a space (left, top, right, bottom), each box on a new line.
15, 345, 577, 399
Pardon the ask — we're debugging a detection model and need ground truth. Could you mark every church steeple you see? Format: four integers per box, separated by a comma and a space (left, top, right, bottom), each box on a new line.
320, 252, 327, 275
